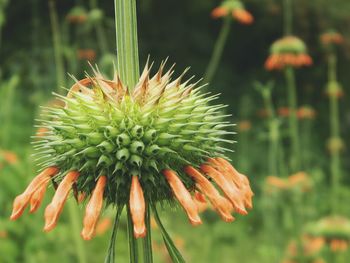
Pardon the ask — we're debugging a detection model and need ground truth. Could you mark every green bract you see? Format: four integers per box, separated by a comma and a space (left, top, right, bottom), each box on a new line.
270, 36, 308, 55
34, 63, 235, 205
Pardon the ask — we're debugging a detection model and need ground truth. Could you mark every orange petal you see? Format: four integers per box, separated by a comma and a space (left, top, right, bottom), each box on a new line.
81, 176, 107, 240
194, 191, 206, 203
200, 164, 247, 215
10, 166, 59, 220
163, 169, 202, 226
29, 178, 51, 213
212, 158, 244, 187
129, 175, 146, 238
44, 170, 79, 232
211, 7, 228, 18
184, 166, 234, 222
211, 158, 254, 209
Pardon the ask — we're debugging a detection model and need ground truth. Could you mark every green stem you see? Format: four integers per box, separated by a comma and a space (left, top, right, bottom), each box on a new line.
104, 206, 124, 263
285, 66, 301, 172
142, 204, 153, 263
90, 0, 109, 54
203, 15, 231, 84
283, 0, 293, 35
67, 199, 87, 263
263, 92, 279, 176
328, 53, 341, 213
49, 0, 66, 93
114, 0, 140, 89
127, 205, 139, 263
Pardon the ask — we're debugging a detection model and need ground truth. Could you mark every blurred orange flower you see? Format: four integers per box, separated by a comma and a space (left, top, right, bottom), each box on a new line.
211, 0, 253, 25
265, 36, 312, 71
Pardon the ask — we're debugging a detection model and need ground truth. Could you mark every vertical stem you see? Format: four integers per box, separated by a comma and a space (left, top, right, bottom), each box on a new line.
114, 0, 140, 89
203, 15, 231, 84
283, 0, 293, 36
328, 53, 341, 213
285, 67, 301, 172
49, 0, 66, 93
262, 90, 279, 176
104, 206, 124, 263
142, 204, 153, 263
127, 205, 139, 263
90, 0, 109, 54
67, 200, 87, 263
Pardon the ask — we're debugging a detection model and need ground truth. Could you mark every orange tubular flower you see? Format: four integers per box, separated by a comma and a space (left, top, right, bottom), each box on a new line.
232, 9, 253, 25
163, 169, 202, 226
200, 164, 247, 215
129, 175, 146, 238
213, 157, 253, 209
29, 179, 51, 213
81, 176, 107, 240
184, 165, 235, 222
10, 166, 59, 220
211, 7, 229, 18
44, 171, 80, 232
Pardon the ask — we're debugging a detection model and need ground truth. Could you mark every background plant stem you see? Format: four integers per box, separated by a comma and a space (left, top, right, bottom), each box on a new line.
285, 66, 301, 172
49, 0, 66, 93
328, 52, 341, 213
67, 199, 87, 263
283, 0, 301, 172
203, 15, 231, 84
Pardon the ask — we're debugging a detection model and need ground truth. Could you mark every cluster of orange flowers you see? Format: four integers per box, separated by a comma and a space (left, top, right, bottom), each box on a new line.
277, 106, 316, 120
283, 235, 325, 263
320, 31, 344, 46
265, 172, 312, 193
10, 157, 253, 240
305, 216, 350, 254
265, 36, 313, 70
211, 0, 254, 25
256, 106, 316, 120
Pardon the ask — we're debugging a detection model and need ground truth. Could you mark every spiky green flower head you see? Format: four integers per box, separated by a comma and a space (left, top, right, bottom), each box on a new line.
34, 62, 236, 206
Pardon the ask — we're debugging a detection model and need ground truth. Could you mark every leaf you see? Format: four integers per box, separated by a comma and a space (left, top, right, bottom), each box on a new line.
151, 204, 186, 263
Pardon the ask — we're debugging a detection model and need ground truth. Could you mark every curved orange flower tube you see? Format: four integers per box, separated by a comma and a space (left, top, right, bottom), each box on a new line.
163, 169, 202, 226
10, 166, 59, 220
184, 166, 234, 222
129, 175, 146, 238
200, 164, 247, 215
44, 170, 80, 232
81, 175, 107, 240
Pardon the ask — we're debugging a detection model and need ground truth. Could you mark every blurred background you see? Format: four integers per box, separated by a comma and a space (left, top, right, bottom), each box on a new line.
1, 0, 350, 262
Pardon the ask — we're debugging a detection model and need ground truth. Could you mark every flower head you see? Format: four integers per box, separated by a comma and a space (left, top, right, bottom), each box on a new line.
211, 0, 254, 25
66, 6, 88, 24
325, 81, 344, 98
265, 36, 313, 70
305, 216, 350, 252
320, 30, 344, 46
11, 62, 253, 240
